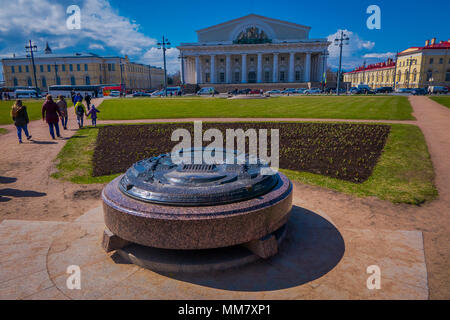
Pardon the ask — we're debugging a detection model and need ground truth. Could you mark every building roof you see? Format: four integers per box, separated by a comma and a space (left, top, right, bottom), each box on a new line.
344, 60, 396, 74
196, 14, 311, 33
398, 40, 450, 56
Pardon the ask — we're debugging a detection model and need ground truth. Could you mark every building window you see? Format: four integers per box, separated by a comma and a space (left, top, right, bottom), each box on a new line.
265, 57, 269, 62
413, 69, 417, 82
220, 59, 224, 63
55, 65, 58, 72
205, 59, 209, 63
280, 57, 285, 62
235, 58, 239, 63
41, 77, 47, 88
47, 65, 51, 72
25, 66, 29, 72
439, 58, 443, 64
39, 65, 43, 72
234, 72, 240, 82
426, 70, 432, 81
429, 58, 434, 64
295, 71, 301, 81
62, 64, 66, 71
56, 76, 61, 85
77, 64, 80, 71
205, 72, 210, 83
85, 64, 88, 71
71, 76, 76, 85
11, 66, 15, 73
279, 71, 285, 81
446, 70, 450, 82
397, 71, 402, 82
108, 64, 111, 71
219, 72, 225, 82
69, 64, 73, 71
85, 76, 90, 85
18, 66, 22, 72
13, 77, 18, 86
112, 64, 115, 71
27, 77, 32, 86
265, 71, 270, 82
250, 58, 254, 62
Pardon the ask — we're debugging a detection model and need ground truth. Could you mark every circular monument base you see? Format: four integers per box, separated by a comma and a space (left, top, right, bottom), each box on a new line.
116, 224, 287, 273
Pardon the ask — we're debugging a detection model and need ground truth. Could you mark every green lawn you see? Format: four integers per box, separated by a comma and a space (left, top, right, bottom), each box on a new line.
0, 100, 44, 125
430, 96, 450, 108
98, 96, 414, 120
52, 122, 436, 204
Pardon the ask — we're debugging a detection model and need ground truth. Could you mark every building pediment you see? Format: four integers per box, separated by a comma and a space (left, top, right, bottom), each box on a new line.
196, 14, 311, 43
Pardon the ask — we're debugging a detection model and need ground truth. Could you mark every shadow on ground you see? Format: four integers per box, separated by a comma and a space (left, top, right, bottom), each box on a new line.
0, 176, 17, 184
155, 206, 345, 291
0, 188, 46, 202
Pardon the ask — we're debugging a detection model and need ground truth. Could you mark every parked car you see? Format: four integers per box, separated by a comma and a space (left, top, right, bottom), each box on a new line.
295, 88, 307, 94
354, 88, 375, 94
197, 87, 218, 95
132, 92, 151, 97
411, 88, 428, 95
281, 88, 297, 94
374, 86, 393, 93
395, 88, 413, 94
249, 89, 262, 94
428, 86, 448, 94
109, 90, 121, 97
265, 89, 281, 95
304, 88, 321, 94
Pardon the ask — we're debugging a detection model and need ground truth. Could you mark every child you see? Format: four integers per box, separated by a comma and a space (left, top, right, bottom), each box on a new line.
11, 100, 32, 143
86, 104, 100, 127
74, 101, 86, 128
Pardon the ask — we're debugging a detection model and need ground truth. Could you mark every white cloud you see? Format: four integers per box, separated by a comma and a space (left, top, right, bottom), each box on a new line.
89, 43, 105, 50
363, 52, 396, 59
142, 47, 180, 74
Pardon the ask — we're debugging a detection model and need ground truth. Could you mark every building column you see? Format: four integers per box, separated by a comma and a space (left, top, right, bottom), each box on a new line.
195, 55, 201, 84
241, 54, 247, 83
317, 54, 323, 82
304, 52, 311, 82
210, 55, 215, 84
257, 53, 262, 83
226, 54, 231, 83
273, 53, 278, 83
289, 52, 295, 82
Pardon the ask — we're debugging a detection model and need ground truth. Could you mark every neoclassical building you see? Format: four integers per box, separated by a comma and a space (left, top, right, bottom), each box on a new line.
177, 14, 330, 86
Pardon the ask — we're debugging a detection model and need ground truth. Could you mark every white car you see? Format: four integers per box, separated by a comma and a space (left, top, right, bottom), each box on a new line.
109, 90, 121, 97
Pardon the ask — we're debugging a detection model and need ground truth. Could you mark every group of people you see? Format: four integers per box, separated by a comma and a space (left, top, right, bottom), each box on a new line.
11, 93, 100, 144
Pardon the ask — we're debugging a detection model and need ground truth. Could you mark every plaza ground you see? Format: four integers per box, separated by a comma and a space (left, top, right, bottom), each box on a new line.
0, 96, 448, 299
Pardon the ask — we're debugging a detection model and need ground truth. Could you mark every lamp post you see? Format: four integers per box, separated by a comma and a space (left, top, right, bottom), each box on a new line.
321, 50, 329, 91
157, 36, 171, 97
334, 31, 350, 96
25, 40, 38, 91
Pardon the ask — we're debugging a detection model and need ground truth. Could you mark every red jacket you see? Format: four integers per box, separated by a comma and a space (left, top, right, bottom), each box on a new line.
42, 100, 61, 123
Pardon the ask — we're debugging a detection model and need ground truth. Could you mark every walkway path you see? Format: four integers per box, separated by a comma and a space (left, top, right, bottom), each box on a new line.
0, 96, 448, 299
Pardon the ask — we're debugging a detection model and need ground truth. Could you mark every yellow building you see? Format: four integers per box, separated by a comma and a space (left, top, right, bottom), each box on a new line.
395, 38, 450, 89
344, 59, 396, 89
1, 43, 164, 91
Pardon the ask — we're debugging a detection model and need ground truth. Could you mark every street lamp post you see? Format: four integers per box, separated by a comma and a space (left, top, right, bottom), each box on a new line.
25, 40, 38, 91
157, 36, 171, 97
334, 31, 350, 96
321, 50, 329, 91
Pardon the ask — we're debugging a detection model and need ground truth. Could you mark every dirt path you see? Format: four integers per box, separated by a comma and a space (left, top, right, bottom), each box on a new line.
0, 98, 104, 222
0, 96, 448, 299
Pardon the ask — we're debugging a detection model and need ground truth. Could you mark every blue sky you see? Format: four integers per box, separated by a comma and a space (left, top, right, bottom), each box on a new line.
0, 0, 449, 80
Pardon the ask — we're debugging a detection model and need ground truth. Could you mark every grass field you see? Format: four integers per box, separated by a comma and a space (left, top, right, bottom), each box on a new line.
98, 96, 414, 120
0, 128, 7, 135
0, 99, 75, 125
430, 96, 450, 108
52, 122, 436, 204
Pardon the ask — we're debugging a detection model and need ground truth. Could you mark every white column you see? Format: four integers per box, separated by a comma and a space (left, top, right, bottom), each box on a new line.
257, 53, 262, 83
241, 54, 247, 83
289, 52, 295, 82
304, 53, 311, 82
210, 55, 215, 84
195, 55, 201, 84
273, 53, 278, 83
226, 54, 231, 83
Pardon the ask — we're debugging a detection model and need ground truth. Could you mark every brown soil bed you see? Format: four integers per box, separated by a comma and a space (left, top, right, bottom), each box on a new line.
93, 122, 390, 183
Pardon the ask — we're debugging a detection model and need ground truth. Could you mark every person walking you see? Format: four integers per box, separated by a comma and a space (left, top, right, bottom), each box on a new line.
42, 95, 62, 139
73, 92, 83, 105
75, 101, 86, 128
11, 100, 32, 144
86, 104, 100, 127
85, 94, 91, 111
56, 95, 68, 130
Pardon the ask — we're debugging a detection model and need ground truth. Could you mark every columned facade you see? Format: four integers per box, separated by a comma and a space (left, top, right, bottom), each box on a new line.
177, 14, 329, 85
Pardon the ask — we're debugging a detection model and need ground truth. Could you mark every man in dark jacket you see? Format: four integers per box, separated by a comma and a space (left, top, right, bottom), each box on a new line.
42, 95, 62, 139
85, 94, 91, 110
11, 100, 32, 143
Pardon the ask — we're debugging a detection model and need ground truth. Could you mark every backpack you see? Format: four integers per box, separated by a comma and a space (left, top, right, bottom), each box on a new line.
76, 104, 84, 115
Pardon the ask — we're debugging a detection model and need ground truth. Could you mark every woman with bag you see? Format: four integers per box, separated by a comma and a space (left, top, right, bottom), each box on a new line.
42, 95, 62, 139
11, 100, 32, 144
